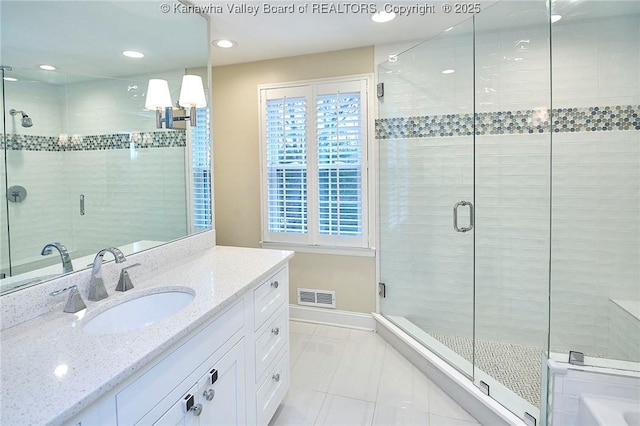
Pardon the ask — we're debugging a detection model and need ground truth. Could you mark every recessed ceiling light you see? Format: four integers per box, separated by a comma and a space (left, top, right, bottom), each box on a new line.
213, 39, 237, 49
551, 14, 562, 23
3, 77, 17, 82
123, 50, 145, 59
39, 64, 57, 71
372, 11, 396, 23
445, 27, 454, 32
442, 69, 456, 74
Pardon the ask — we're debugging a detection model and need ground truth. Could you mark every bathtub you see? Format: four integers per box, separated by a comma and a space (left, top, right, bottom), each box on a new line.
579, 395, 640, 426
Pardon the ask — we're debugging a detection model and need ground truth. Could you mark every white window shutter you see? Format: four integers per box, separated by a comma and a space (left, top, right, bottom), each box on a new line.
260, 78, 369, 249
264, 93, 309, 243
192, 106, 212, 230
316, 91, 363, 240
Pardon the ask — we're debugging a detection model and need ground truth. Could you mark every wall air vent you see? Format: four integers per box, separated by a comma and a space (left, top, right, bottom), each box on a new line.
297, 288, 336, 309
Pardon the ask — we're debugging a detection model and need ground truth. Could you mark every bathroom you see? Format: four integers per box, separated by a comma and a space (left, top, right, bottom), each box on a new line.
1, 0, 638, 425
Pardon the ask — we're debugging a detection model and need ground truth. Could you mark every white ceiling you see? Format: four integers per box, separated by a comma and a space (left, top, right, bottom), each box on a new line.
202, 0, 498, 66
0, 1, 208, 80
2, 0, 637, 81
1, 0, 497, 81
201, 0, 640, 67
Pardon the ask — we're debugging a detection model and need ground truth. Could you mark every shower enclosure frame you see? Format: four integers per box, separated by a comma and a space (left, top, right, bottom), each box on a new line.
375, 0, 640, 423
1, 66, 14, 279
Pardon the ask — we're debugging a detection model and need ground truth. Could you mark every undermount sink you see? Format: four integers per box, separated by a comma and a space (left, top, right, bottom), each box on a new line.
83, 290, 194, 335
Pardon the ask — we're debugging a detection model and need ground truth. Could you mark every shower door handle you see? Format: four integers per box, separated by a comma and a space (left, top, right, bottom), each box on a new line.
453, 201, 474, 233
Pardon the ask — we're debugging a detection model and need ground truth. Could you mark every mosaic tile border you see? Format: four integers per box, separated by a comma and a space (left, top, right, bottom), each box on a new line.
4, 130, 186, 151
376, 104, 640, 139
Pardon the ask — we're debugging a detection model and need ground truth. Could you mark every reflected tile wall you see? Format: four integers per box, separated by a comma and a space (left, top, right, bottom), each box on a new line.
1, 131, 187, 275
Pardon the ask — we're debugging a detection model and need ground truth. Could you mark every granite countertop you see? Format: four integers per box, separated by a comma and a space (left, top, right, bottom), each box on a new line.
0, 240, 164, 294
0, 245, 293, 426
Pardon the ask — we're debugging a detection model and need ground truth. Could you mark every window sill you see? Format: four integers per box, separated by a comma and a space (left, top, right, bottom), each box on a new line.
260, 242, 376, 258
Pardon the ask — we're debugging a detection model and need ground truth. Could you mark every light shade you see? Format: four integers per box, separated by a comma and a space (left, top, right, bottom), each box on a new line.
179, 75, 207, 108
145, 79, 172, 109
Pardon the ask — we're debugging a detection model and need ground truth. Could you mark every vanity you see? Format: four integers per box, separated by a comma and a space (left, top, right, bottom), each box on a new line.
0, 235, 293, 425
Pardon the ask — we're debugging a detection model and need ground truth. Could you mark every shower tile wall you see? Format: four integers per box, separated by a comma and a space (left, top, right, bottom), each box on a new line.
379, 23, 475, 345
378, 12, 551, 351
3, 136, 187, 275
550, 15, 639, 359
378, 14, 639, 359
473, 6, 551, 352
63, 70, 184, 135
4, 70, 183, 137
1, 70, 189, 275
3, 77, 64, 137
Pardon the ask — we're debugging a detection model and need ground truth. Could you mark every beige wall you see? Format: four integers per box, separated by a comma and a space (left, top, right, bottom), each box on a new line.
211, 46, 376, 313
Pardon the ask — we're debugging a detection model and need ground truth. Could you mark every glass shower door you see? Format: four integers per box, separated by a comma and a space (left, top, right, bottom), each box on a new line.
378, 2, 552, 423
378, 19, 476, 377
1, 66, 10, 279
472, 2, 551, 422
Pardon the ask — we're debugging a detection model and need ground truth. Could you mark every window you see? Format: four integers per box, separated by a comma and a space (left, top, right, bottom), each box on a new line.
191, 106, 212, 231
259, 76, 371, 250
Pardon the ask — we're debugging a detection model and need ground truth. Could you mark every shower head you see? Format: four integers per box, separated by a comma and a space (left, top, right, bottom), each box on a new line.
9, 109, 33, 128
22, 115, 33, 127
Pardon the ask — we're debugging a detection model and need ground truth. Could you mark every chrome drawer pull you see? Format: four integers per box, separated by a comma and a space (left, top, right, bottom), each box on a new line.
271, 327, 280, 336
190, 403, 203, 416
272, 373, 280, 382
271, 280, 279, 289
203, 388, 215, 401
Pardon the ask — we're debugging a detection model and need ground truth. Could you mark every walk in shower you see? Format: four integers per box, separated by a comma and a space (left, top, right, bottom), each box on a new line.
377, 0, 639, 424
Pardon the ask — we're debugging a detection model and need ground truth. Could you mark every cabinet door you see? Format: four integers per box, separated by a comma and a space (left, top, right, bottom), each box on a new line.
153, 384, 200, 426
197, 341, 246, 426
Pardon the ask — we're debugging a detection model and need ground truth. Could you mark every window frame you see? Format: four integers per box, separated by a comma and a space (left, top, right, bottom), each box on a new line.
258, 74, 375, 256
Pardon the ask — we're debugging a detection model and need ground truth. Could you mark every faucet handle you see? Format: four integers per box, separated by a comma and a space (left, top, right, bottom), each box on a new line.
115, 263, 141, 292
50, 285, 87, 314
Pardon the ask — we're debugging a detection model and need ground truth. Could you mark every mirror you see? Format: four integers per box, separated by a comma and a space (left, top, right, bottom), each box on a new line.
0, 1, 211, 294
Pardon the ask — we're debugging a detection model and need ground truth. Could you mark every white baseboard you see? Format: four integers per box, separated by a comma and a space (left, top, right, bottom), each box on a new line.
288, 304, 376, 331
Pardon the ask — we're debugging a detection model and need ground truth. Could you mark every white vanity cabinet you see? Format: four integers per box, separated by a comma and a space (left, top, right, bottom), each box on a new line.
151, 340, 246, 426
63, 264, 289, 426
250, 267, 290, 425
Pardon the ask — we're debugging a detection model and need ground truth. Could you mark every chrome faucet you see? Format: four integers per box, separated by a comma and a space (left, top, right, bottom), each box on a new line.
41, 242, 73, 274
88, 248, 126, 301
50, 285, 87, 314
115, 263, 141, 292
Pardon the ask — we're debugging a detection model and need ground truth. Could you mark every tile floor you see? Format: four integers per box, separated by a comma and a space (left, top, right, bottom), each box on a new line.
270, 321, 483, 426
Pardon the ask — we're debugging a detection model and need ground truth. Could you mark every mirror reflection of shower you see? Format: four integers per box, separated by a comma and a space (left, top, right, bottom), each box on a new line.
9, 109, 33, 127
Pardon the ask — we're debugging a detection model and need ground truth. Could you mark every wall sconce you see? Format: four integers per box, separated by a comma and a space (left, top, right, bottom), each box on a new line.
145, 75, 207, 128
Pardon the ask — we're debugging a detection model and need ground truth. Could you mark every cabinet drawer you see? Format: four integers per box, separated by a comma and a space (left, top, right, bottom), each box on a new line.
117, 300, 244, 426
256, 349, 289, 425
253, 267, 287, 330
255, 308, 287, 381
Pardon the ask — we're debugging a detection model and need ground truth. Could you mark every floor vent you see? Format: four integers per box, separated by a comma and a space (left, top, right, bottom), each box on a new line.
297, 288, 336, 309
